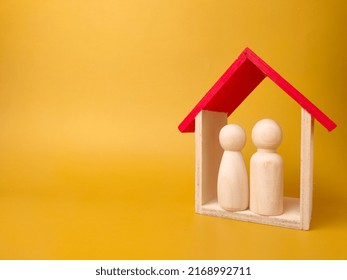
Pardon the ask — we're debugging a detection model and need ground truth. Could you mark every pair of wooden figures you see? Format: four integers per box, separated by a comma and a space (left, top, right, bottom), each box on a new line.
218, 118, 283, 216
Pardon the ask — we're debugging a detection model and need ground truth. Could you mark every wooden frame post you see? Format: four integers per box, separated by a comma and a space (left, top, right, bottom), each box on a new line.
300, 108, 315, 230
195, 110, 227, 213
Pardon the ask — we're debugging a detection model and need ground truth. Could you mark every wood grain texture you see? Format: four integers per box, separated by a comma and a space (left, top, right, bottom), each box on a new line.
201, 197, 301, 229
300, 109, 314, 230
195, 110, 227, 213
217, 124, 249, 211
250, 119, 284, 216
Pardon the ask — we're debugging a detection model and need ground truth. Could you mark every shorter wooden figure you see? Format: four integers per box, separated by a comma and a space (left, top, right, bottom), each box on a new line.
217, 124, 249, 211
250, 119, 284, 216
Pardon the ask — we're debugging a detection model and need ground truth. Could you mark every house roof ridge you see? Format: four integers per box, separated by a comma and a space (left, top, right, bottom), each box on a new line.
178, 48, 337, 133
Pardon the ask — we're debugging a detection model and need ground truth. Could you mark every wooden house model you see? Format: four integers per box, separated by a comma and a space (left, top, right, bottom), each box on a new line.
178, 48, 336, 230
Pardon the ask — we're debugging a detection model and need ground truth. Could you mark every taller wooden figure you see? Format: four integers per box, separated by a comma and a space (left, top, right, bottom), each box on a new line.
217, 124, 249, 211
250, 119, 284, 216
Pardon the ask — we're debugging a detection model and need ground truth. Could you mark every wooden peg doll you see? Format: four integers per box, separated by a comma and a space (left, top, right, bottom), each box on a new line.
217, 124, 249, 211
250, 119, 284, 216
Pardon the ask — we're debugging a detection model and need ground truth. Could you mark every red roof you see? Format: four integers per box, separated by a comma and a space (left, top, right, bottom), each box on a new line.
178, 48, 336, 133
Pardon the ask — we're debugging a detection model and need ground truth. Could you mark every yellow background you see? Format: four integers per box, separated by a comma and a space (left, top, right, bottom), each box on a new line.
0, 0, 346, 259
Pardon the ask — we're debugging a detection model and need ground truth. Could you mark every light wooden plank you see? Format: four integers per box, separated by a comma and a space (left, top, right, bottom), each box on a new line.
201, 197, 301, 229
195, 110, 227, 213
300, 108, 314, 230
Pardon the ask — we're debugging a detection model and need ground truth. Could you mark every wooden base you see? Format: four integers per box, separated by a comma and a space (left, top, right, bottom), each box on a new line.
199, 197, 301, 229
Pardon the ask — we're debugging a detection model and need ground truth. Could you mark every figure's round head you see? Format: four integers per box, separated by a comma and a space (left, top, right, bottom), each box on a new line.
252, 119, 282, 150
219, 124, 246, 151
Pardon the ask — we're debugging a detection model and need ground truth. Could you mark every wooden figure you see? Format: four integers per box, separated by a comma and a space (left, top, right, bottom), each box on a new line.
217, 124, 249, 211
178, 48, 336, 230
250, 119, 283, 216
